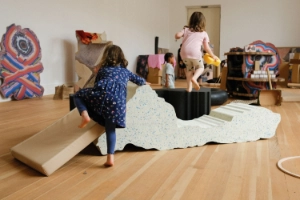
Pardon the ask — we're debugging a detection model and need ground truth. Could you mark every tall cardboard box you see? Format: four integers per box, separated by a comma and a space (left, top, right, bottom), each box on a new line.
148, 66, 163, 76
147, 65, 164, 85
147, 75, 161, 85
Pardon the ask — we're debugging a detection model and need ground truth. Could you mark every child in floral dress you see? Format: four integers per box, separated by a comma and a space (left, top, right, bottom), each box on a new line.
73, 45, 147, 167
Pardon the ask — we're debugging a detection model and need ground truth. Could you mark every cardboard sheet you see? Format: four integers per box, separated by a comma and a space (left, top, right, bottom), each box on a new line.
11, 110, 104, 176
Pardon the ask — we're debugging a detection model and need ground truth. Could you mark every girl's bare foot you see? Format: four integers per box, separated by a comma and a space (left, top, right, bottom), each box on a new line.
191, 78, 200, 90
104, 154, 114, 167
186, 88, 192, 92
78, 110, 90, 128
186, 81, 192, 92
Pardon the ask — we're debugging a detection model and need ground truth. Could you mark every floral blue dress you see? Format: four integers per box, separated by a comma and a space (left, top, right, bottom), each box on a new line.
74, 66, 146, 128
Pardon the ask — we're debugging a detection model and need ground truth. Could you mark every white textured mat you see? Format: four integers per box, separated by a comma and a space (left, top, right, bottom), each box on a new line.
96, 85, 281, 155
11, 83, 280, 176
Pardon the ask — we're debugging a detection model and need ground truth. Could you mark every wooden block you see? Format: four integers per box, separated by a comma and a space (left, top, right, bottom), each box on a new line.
282, 90, 300, 101
292, 53, 300, 59
267, 68, 272, 90
147, 75, 161, 85
215, 65, 220, 78
291, 64, 300, 83
277, 62, 290, 88
62, 85, 74, 99
254, 61, 260, 71
220, 67, 228, 91
53, 85, 63, 100
290, 59, 300, 64
287, 83, 300, 88
259, 90, 282, 106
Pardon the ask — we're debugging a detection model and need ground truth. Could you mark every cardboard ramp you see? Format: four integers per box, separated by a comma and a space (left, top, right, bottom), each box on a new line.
11, 109, 104, 176
11, 83, 139, 176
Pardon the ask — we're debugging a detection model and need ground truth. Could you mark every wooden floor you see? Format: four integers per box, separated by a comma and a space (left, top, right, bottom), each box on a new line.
1, 82, 300, 199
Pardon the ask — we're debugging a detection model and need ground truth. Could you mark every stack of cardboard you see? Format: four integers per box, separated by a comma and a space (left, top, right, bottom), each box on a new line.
53, 85, 74, 100
147, 65, 163, 85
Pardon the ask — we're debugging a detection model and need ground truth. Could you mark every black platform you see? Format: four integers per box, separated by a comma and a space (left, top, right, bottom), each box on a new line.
154, 88, 211, 120
70, 87, 211, 121
69, 94, 76, 111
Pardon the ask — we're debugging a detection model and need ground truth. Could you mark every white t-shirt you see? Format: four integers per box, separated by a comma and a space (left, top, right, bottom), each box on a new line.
161, 63, 175, 88
179, 28, 210, 60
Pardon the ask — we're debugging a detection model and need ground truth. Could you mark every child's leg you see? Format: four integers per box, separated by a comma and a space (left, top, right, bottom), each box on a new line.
73, 96, 90, 128
192, 68, 204, 87
183, 59, 193, 92
191, 59, 204, 91
185, 70, 193, 92
104, 120, 116, 167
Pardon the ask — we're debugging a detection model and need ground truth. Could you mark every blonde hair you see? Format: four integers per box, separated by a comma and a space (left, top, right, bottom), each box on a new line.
188, 12, 206, 32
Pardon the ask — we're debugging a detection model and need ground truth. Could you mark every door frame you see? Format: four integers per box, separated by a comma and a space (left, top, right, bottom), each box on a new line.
186, 5, 221, 77
186, 5, 221, 57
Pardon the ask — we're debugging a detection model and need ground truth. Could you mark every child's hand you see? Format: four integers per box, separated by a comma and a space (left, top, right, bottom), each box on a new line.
211, 55, 218, 61
93, 66, 99, 74
146, 82, 151, 85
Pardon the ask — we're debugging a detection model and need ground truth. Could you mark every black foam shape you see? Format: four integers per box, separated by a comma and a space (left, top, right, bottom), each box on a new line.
154, 88, 211, 120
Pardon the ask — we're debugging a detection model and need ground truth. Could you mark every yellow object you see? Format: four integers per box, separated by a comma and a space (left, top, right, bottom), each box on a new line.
203, 53, 221, 67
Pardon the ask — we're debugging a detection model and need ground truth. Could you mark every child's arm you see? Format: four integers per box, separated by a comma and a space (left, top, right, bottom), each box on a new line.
175, 32, 183, 40
165, 64, 174, 88
93, 65, 100, 74
203, 42, 218, 61
128, 71, 146, 86
165, 74, 169, 87
175, 26, 188, 39
175, 27, 185, 40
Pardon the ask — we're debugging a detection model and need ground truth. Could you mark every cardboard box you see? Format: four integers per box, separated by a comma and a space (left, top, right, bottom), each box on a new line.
147, 75, 161, 85
259, 90, 282, 106
148, 66, 162, 77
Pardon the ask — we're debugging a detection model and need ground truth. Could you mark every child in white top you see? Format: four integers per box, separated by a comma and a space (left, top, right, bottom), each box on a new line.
175, 12, 217, 92
162, 52, 175, 88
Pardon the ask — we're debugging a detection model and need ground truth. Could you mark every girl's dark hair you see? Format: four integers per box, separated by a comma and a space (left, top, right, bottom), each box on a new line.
164, 52, 174, 63
98, 44, 128, 68
188, 12, 206, 32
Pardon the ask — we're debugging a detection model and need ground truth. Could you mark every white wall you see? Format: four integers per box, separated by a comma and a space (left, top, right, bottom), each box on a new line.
1, 0, 300, 102
169, 0, 300, 61
0, 0, 169, 102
